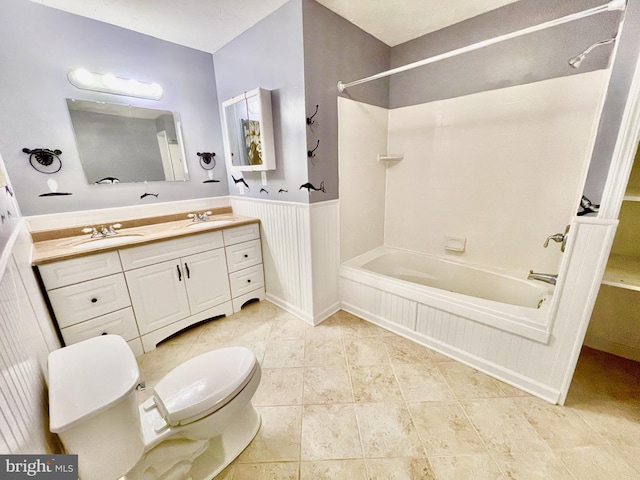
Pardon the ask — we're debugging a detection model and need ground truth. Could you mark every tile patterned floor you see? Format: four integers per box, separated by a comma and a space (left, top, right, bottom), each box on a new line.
136, 300, 640, 479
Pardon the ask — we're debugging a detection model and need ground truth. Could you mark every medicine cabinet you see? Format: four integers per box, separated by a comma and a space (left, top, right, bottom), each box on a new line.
221, 88, 275, 172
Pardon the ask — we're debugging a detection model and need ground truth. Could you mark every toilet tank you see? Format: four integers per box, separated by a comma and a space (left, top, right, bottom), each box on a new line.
48, 335, 144, 480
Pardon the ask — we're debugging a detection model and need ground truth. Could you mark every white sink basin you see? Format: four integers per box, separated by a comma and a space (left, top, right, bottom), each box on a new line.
72, 234, 144, 250
183, 220, 233, 229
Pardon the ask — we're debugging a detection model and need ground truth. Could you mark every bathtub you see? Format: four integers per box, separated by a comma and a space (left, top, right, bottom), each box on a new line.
339, 247, 555, 343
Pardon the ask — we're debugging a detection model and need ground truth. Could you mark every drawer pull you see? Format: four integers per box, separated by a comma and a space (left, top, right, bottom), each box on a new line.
244, 254, 249, 258
91, 298, 98, 303
176, 265, 182, 282
184, 263, 190, 279
247, 279, 252, 283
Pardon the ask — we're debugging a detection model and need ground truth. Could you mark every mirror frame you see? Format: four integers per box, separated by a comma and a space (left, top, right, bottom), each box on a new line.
221, 87, 275, 172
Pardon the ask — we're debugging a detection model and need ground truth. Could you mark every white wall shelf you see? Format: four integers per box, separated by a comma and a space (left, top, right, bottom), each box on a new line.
602, 254, 640, 291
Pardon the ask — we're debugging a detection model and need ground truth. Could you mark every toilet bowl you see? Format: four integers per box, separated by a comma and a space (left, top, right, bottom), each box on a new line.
47, 335, 261, 480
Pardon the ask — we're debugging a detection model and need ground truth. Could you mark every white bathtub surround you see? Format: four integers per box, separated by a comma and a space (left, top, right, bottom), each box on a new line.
230, 197, 340, 325
384, 70, 610, 275
340, 217, 618, 403
338, 97, 388, 263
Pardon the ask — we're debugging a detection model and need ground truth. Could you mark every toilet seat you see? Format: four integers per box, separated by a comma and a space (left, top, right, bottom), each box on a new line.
153, 346, 257, 427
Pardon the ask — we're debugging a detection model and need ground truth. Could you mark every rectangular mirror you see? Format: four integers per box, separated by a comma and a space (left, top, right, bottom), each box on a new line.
221, 88, 275, 171
66, 99, 189, 184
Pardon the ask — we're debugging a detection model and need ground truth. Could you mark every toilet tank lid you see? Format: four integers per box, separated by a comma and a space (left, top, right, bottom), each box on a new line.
153, 346, 257, 426
48, 335, 140, 433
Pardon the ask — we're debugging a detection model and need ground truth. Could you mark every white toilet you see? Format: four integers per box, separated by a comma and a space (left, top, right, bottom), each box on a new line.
47, 334, 262, 480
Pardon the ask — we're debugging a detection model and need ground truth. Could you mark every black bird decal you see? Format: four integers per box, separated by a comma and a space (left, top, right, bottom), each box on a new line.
140, 192, 159, 199
95, 176, 120, 184
299, 181, 325, 193
278, 189, 288, 193
231, 175, 249, 190
260, 188, 269, 194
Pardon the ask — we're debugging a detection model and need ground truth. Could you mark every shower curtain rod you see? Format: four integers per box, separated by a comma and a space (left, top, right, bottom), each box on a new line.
337, 0, 626, 93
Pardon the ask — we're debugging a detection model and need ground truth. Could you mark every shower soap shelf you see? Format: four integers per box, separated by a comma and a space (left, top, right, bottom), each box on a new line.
377, 154, 403, 163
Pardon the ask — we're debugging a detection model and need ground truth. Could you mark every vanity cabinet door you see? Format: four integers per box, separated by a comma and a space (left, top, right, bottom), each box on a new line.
125, 260, 191, 335
182, 249, 231, 315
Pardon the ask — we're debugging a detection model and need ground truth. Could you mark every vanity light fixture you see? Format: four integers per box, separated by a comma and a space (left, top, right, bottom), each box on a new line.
68, 68, 163, 100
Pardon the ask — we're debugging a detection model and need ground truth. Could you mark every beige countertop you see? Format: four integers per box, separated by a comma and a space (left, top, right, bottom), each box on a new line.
31, 207, 260, 265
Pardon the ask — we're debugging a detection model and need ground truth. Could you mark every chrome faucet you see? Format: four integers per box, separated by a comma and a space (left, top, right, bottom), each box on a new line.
543, 225, 570, 252
528, 270, 558, 285
187, 211, 212, 222
81, 223, 121, 238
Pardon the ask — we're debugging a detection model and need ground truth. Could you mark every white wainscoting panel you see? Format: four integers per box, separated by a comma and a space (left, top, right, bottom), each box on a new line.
310, 200, 340, 323
230, 197, 314, 323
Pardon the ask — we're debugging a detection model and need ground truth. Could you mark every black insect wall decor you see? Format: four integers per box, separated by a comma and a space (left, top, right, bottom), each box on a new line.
140, 192, 159, 199
278, 188, 288, 193
22, 147, 63, 174
231, 175, 249, 190
300, 181, 325, 193
260, 188, 269, 195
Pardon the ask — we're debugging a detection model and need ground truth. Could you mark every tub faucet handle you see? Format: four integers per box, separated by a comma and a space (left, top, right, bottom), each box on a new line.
543, 225, 570, 252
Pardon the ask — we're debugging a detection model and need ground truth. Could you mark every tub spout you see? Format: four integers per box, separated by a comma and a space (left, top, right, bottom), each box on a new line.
528, 270, 558, 285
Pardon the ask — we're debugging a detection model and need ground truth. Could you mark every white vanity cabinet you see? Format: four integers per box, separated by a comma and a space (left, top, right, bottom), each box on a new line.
38, 251, 143, 356
36, 221, 265, 354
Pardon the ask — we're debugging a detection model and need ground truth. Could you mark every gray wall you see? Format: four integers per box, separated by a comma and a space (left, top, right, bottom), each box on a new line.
389, 0, 621, 108
303, 0, 391, 202
0, 0, 227, 216
583, 0, 640, 206
213, 0, 308, 203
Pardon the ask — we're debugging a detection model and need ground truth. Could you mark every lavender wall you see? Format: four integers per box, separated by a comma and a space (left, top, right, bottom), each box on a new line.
213, 0, 308, 203
0, 0, 227, 216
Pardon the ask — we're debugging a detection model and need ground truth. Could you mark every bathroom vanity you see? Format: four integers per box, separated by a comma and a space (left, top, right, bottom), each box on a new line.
31, 208, 265, 355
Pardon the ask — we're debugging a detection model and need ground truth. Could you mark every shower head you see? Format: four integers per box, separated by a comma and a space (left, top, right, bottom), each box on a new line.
568, 37, 616, 68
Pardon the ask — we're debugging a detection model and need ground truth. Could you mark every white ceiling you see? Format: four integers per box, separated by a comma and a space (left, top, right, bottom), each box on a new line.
30, 0, 519, 53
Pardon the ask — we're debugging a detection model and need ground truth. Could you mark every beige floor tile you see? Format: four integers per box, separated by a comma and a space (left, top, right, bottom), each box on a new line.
262, 339, 305, 368
566, 392, 640, 447
301, 404, 363, 460
237, 406, 302, 463
269, 316, 310, 341
493, 452, 574, 480
303, 364, 353, 405
214, 462, 236, 480
460, 398, 550, 455
383, 336, 434, 364
407, 401, 487, 456
233, 320, 273, 342
350, 364, 403, 403
355, 403, 424, 458
234, 299, 282, 322
428, 454, 505, 480
569, 347, 640, 397
392, 363, 454, 402
617, 446, 640, 472
515, 396, 605, 449
304, 337, 346, 366
558, 446, 639, 480
253, 367, 304, 406
138, 341, 188, 375
300, 459, 367, 479
344, 337, 390, 365
365, 457, 436, 480
437, 362, 511, 399
233, 462, 299, 479
193, 316, 240, 344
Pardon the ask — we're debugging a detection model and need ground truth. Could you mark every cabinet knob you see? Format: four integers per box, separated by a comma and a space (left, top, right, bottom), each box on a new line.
101, 332, 107, 335
91, 298, 98, 303
244, 254, 249, 258
247, 279, 251, 283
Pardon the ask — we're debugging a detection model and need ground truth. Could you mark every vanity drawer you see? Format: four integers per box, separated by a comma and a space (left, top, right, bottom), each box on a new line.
119, 230, 223, 270
229, 264, 264, 298
38, 251, 122, 289
60, 307, 138, 345
223, 223, 259, 246
48, 273, 131, 328
225, 239, 262, 273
